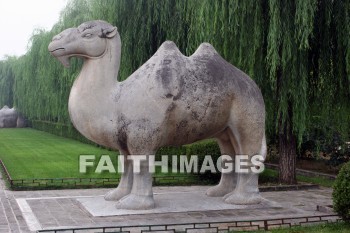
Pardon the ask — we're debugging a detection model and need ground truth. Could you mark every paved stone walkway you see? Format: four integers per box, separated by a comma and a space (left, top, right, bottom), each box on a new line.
0, 172, 336, 233
0, 172, 30, 232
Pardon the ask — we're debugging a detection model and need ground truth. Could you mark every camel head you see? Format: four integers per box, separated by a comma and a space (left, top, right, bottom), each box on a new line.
48, 20, 118, 67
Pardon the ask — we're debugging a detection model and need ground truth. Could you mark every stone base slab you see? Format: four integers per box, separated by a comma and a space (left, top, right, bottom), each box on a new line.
77, 191, 281, 217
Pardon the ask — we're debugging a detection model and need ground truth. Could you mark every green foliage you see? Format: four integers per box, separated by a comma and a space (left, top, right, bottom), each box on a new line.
0, 57, 16, 107
297, 174, 335, 188
333, 161, 350, 221
259, 168, 279, 184
240, 222, 350, 233
267, 0, 315, 143
0, 0, 349, 147
156, 140, 221, 182
31, 120, 91, 144
185, 140, 221, 181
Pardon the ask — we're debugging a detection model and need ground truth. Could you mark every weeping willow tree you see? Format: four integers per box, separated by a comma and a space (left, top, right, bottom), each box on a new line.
0, 56, 17, 107
307, 0, 350, 141
10, 0, 92, 123
87, 0, 350, 183
266, 0, 350, 183
0, 0, 349, 183
266, 0, 314, 183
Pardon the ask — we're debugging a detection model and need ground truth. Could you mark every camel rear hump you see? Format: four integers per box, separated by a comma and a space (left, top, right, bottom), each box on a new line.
135, 40, 264, 109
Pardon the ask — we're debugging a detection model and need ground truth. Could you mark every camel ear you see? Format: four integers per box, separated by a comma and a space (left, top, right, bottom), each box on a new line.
99, 27, 118, 38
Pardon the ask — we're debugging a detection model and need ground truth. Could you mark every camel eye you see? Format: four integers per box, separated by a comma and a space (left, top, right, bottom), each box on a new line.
83, 33, 93, 38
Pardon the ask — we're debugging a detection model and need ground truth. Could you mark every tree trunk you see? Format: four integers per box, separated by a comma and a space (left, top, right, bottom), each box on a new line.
276, 63, 297, 184
278, 123, 297, 184
278, 101, 297, 184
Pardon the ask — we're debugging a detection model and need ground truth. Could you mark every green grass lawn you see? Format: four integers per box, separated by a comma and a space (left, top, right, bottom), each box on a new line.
0, 128, 119, 179
241, 222, 349, 233
0, 128, 197, 184
297, 174, 335, 188
260, 167, 335, 188
0, 128, 335, 189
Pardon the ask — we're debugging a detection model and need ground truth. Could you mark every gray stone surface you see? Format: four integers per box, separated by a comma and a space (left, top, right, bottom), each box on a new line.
77, 191, 280, 217
15, 186, 335, 232
0, 170, 337, 232
0, 106, 26, 128
48, 20, 267, 209
0, 171, 31, 233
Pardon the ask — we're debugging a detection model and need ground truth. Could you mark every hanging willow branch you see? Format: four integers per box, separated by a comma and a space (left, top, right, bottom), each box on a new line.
0, 0, 348, 144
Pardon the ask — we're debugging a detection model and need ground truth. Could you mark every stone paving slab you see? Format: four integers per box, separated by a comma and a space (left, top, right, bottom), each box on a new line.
0, 172, 31, 233
17, 187, 334, 232
0, 171, 336, 233
77, 192, 281, 216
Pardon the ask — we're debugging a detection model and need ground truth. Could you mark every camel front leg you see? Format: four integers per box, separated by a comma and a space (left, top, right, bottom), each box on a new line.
105, 152, 133, 201
206, 134, 236, 197
116, 155, 155, 210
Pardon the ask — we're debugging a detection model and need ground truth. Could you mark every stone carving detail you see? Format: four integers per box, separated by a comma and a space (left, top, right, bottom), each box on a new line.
49, 20, 266, 210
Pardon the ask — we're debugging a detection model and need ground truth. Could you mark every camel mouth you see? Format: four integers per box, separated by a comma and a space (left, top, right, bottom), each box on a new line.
48, 45, 70, 68
48, 46, 67, 58
49, 48, 65, 53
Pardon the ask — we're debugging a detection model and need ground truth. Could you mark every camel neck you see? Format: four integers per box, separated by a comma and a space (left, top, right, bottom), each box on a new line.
75, 34, 121, 94
66, 32, 125, 149
68, 34, 122, 123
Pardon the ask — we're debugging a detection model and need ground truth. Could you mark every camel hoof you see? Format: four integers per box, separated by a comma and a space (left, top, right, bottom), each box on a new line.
116, 194, 155, 210
104, 187, 131, 201
224, 191, 262, 205
206, 184, 234, 197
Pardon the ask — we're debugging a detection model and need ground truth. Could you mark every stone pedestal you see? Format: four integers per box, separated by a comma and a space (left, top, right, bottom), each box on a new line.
77, 191, 280, 217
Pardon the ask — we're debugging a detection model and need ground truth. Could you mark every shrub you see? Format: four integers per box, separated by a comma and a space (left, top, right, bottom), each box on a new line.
333, 161, 350, 221
32, 120, 92, 144
155, 140, 221, 183
155, 145, 187, 168
185, 140, 221, 182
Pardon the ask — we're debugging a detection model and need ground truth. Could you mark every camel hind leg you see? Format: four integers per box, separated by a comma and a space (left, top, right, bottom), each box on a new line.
206, 129, 236, 197
224, 119, 266, 205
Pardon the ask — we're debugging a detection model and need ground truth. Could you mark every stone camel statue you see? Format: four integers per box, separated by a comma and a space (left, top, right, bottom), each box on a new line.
0, 105, 26, 128
48, 20, 266, 210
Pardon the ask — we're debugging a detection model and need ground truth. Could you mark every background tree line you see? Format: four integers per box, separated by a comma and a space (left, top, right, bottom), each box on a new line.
0, 0, 349, 183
